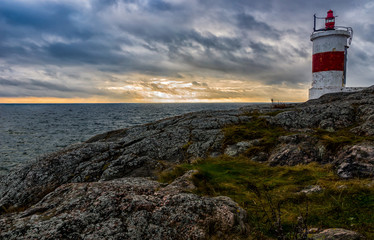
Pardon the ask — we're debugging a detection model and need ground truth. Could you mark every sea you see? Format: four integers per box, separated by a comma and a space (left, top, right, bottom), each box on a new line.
0, 103, 252, 176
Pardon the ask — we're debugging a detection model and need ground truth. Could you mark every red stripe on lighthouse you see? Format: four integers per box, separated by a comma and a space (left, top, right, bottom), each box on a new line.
312, 51, 345, 73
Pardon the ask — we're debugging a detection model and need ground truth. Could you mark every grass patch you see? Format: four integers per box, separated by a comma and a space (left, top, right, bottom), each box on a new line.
264, 110, 287, 117
223, 116, 291, 162
0, 205, 28, 215
158, 164, 191, 184
223, 117, 289, 149
102, 162, 110, 171
159, 156, 374, 239
161, 111, 374, 238
314, 127, 374, 152
182, 141, 192, 151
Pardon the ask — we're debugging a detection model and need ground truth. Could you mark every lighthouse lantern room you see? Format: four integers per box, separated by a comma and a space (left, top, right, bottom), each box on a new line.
309, 10, 362, 100
325, 10, 335, 30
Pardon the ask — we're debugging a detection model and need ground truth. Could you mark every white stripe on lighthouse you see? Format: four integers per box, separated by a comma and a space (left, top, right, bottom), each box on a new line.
311, 30, 350, 54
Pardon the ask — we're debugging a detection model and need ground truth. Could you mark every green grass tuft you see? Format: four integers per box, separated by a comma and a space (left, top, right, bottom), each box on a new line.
314, 127, 374, 152
158, 164, 191, 184
223, 117, 289, 149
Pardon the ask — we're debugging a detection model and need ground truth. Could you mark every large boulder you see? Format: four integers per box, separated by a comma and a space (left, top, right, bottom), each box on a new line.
335, 144, 374, 179
268, 134, 326, 166
0, 173, 248, 240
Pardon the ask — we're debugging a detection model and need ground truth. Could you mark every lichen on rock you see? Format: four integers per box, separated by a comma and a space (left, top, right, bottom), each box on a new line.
0, 174, 248, 240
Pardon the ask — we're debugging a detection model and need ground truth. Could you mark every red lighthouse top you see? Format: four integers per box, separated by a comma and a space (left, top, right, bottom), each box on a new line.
325, 10, 335, 30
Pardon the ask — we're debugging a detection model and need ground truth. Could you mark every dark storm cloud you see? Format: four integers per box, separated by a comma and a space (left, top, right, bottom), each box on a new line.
0, 78, 73, 92
0, 77, 123, 98
47, 42, 124, 65
237, 13, 280, 39
0, 1, 94, 40
0, 2, 72, 28
0, 0, 282, 76
147, 0, 173, 11
0, 0, 373, 100
360, 23, 374, 44
119, 26, 239, 53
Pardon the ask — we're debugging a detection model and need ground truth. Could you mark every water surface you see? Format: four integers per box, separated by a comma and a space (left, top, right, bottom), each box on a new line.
0, 103, 251, 175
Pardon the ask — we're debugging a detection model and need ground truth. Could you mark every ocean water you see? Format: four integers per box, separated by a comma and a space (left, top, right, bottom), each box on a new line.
0, 103, 251, 175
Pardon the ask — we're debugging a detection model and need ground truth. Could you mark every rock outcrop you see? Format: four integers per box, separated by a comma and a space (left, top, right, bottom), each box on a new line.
0, 172, 248, 240
310, 228, 364, 240
0, 86, 374, 239
268, 134, 325, 166
224, 139, 261, 157
335, 144, 374, 179
0, 110, 252, 213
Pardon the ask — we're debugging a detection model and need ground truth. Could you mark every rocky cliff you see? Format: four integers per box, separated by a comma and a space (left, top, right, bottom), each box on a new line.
1, 86, 374, 239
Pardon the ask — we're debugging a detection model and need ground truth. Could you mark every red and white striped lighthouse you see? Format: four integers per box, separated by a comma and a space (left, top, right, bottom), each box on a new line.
309, 10, 354, 99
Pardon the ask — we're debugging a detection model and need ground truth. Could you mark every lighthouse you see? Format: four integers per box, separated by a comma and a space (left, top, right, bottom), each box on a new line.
309, 10, 363, 99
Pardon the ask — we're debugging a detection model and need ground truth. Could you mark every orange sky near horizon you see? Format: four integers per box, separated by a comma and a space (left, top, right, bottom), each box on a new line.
0, 97, 265, 104
0, 95, 307, 104
0, 77, 310, 104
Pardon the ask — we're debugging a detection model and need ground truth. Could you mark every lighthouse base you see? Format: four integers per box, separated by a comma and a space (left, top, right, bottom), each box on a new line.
309, 87, 365, 100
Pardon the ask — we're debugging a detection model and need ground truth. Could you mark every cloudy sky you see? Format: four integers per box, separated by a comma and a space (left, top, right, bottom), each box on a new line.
0, 0, 373, 103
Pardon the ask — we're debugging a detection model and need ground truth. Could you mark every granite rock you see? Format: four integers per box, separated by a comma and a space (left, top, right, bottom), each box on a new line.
268, 134, 326, 166
224, 139, 261, 157
300, 185, 323, 194
0, 174, 248, 240
335, 145, 374, 179
310, 228, 364, 240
